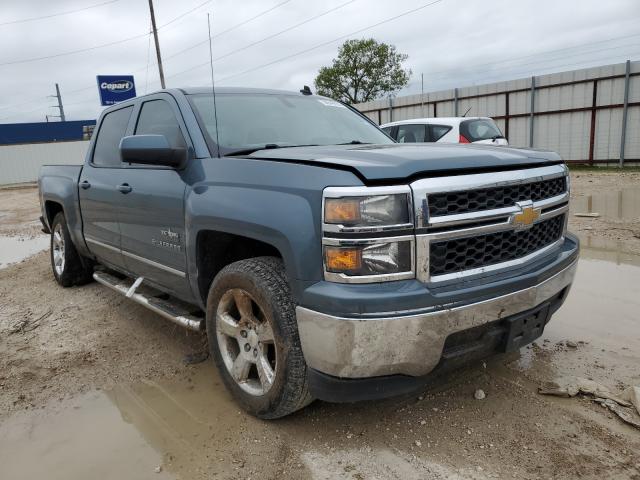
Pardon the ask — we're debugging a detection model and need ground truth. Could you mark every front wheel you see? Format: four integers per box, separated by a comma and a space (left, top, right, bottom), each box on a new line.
206, 257, 312, 419
50, 212, 93, 287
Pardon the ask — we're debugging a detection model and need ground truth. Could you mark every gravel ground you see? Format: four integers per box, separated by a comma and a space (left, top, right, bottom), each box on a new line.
1, 173, 639, 480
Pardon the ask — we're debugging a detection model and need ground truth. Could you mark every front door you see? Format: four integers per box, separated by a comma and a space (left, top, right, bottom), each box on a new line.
79, 105, 134, 269
118, 96, 192, 300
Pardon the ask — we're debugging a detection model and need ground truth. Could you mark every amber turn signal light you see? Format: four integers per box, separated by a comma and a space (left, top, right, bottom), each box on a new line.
325, 247, 362, 272
324, 198, 361, 224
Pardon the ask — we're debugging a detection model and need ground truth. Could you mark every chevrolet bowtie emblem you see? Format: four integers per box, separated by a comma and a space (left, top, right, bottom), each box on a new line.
512, 201, 540, 229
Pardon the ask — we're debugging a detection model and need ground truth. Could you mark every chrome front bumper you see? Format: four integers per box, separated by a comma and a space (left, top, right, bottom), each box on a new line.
296, 259, 577, 378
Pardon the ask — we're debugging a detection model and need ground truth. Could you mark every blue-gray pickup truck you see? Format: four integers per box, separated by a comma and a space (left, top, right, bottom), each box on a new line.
38, 87, 579, 418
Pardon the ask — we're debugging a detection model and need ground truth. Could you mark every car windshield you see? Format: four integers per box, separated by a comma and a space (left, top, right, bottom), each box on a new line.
189, 93, 393, 155
459, 118, 504, 142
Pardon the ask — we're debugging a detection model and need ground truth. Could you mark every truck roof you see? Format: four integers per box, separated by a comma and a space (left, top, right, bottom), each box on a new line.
100, 87, 323, 116
178, 87, 304, 96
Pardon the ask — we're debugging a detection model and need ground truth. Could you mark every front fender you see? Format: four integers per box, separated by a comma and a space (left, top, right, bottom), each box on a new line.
183, 157, 362, 305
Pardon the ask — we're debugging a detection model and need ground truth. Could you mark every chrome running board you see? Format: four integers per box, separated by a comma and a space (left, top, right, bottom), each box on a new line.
93, 271, 204, 331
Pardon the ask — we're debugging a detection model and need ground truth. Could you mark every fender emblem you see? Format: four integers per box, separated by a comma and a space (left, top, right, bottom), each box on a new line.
512, 201, 540, 229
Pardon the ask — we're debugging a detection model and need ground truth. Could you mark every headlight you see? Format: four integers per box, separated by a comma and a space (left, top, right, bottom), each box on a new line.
324, 240, 413, 277
322, 186, 415, 283
324, 194, 410, 227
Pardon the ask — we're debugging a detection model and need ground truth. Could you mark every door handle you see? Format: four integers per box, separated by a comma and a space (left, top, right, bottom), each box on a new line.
80, 180, 91, 190
117, 183, 132, 194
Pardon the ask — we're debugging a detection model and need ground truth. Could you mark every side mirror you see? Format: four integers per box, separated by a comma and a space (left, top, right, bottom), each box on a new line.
119, 135, 187, 167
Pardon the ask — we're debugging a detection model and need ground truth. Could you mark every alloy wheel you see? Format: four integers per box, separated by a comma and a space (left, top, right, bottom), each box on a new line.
216, 288, 277, 396
52, 223, 66, 276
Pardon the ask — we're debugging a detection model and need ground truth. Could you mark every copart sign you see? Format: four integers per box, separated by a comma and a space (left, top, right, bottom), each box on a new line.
96, 75, 137, 106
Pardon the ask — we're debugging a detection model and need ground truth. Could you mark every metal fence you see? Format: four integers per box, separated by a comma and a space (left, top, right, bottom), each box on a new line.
354, 60, 639, 165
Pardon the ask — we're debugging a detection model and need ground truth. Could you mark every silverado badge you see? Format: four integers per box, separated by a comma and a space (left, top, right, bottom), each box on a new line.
512, 201, 541, 230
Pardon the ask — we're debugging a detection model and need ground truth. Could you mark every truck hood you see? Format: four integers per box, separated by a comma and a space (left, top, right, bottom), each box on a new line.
247, 143, 563, 182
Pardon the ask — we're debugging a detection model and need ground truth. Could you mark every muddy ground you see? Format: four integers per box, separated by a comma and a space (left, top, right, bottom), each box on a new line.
1, 172, 639, 480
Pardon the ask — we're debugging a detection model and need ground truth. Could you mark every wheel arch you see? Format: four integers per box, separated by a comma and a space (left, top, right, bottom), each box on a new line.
195, 230, 284, 304
44, 200, 64, 226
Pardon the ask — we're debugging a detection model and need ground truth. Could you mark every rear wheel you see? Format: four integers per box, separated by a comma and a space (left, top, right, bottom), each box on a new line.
50, 212, 93, 287
206, 257, 312, 419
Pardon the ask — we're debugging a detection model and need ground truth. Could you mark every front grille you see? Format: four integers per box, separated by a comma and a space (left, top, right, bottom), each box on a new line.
429, 214, 564, 277
428, 177, 566, 217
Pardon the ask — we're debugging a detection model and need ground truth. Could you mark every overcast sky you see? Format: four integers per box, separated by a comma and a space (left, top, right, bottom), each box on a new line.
1, 0, 639, 123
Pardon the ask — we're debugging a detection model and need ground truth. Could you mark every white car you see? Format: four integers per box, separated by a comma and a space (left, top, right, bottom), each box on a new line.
381, 117, 508, 145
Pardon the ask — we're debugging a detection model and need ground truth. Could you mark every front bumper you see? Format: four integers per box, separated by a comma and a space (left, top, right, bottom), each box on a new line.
296, 256, 577, 380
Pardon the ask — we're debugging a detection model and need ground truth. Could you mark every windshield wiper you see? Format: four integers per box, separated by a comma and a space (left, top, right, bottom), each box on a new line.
226, 144, 320, 156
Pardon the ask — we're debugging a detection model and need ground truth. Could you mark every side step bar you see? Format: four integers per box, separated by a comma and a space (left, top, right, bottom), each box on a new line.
93, 271, 204, 331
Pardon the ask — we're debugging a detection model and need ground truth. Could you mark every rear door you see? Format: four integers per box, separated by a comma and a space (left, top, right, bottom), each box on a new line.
79, 105, 134, 269
118, 95, 192, 299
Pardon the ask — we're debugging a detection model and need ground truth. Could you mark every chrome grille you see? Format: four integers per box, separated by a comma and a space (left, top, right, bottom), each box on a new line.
411, 164, 570, 283
429, 215, 564, 276
427, 177, 566, 217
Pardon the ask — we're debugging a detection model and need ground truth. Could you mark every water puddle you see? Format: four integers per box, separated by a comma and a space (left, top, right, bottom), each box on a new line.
508, 233, 640, 387
0, 367, 295, 480
0, 235, 49, 269
571, 186, 640, 220
0, 391, 174, 480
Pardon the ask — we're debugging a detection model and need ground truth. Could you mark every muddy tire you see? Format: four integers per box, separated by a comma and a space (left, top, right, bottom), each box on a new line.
206, 256, 313, 419
50, 212, 93, 287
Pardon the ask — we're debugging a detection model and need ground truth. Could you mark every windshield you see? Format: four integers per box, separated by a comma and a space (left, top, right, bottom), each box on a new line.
189, 93, 393, 154
459, 118, 504, 142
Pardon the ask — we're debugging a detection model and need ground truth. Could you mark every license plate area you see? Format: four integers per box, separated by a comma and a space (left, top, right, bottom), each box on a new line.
501, 302, 551, 352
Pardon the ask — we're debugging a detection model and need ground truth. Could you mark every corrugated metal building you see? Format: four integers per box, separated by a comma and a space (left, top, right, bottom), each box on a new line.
354, 60, 639, 164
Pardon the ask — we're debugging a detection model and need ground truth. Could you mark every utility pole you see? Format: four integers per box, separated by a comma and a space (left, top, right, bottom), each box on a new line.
421, 73, 425, 117
48, 83, 65, 122
148, 0, 166, 89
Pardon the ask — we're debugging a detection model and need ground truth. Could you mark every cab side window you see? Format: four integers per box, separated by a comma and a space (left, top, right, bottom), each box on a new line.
92, 106, 133, 167
134, 99, 186, 149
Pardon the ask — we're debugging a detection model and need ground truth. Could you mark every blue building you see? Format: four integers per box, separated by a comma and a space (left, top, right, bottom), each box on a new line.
0, 120, 96, 145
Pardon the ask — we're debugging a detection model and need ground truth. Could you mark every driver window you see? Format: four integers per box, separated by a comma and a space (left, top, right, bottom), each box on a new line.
135, 100, 186, 149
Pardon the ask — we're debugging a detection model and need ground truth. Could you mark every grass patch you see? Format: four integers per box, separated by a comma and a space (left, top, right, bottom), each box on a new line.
567, 165, 640, 172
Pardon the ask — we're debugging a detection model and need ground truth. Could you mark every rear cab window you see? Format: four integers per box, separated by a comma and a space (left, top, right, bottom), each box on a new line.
459, 119, 504, 142
91, 106, 133, 167
429, 124, 452, 142
397, 124, 427, 143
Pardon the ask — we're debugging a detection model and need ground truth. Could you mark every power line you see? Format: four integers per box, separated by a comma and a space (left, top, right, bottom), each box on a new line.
164, 0, 359, 81
150, 0, 293, 68
446, 50, 640, 89
0, 0, 294, 115
157, 0, 212, 30
0, 0, 121, 27
0, 0, 213, 67
218, 0, 446, 83
57, 0, 293, 90
0, 33, 148, 67
425, 31, 640, 79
